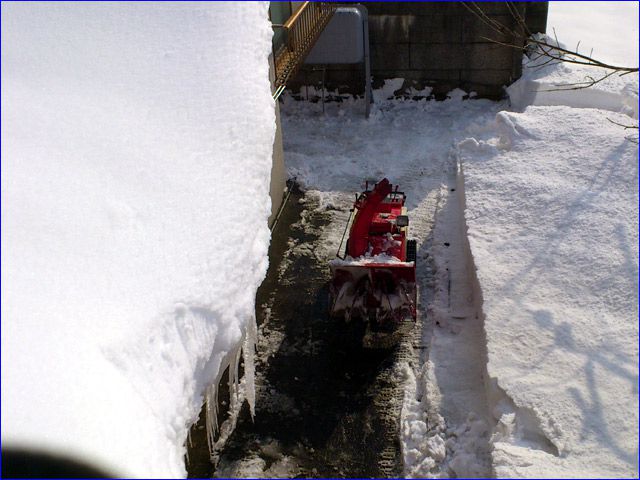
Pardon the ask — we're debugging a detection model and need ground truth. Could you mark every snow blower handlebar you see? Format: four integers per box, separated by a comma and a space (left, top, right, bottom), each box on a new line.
348, 178, 393, 258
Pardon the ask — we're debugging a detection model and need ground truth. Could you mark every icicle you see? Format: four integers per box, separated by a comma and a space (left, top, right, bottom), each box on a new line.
243, 314, 257, 418
235, 345, 242, 401
202, 315, 257, 463
228, 344, 242, 413
213, 382, 220, 433
205, 382, 219, 455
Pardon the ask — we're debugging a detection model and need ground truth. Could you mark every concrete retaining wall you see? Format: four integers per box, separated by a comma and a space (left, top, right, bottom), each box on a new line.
288, 1, 548, 99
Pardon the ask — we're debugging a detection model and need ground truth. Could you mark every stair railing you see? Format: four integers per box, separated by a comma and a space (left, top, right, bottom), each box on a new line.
272, 2, 336, 97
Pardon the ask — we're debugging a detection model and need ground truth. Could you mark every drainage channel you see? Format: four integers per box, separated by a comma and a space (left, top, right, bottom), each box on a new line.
187, 185, 415, 478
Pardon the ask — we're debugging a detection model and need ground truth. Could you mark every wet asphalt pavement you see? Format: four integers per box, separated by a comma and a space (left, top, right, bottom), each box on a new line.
187, 186, 417, 478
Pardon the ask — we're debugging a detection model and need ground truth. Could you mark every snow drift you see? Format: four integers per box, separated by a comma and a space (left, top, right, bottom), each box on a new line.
2, 2, 275, 477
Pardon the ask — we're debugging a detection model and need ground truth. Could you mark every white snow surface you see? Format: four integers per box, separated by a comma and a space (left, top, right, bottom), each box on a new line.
507, 1, 639, 119
458, 106, 638, 477
463, 5, 639, 475
1, 2, 274, 478
507, 33, 639, 118
329, 253, 406, 266
548, 1, 639, 67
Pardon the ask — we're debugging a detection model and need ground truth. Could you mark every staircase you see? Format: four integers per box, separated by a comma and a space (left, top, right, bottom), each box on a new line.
272, 2, 336, 97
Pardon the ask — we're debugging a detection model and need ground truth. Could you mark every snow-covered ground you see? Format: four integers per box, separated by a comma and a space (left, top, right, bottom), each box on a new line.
2, 3, 274, 477
458, 103, 638, 479
281, 3, 638, 477
473, 5, 638, 476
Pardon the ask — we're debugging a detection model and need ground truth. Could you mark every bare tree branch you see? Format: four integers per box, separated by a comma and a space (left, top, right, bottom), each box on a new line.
607, 118, 639, 130
536, 70, 621, 92
462, 2, 639, 75
462, 1, 638, 138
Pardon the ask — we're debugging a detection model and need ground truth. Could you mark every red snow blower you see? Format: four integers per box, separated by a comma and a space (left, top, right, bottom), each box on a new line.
329, 178, 417, 348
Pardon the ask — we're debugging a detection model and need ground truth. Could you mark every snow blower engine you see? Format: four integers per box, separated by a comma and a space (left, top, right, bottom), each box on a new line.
329, 178, 417, 348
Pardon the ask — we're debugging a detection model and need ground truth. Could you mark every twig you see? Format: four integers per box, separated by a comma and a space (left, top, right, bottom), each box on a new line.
607, 118, 639, 130
463, 2, 639, 73
535, 69, 621, 92
462, 1, 639, 134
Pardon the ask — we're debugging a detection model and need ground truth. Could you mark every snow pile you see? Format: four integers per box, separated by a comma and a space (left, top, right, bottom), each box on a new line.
2, 2, 274, 477
507, 33, 638, 118
456, 106, 638, 477
372, 77, 405, 103
330, 253, 405, 266
402, 362, 491, 478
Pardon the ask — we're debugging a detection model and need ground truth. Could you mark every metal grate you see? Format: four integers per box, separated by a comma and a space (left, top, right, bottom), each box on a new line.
272, 2, 336, 96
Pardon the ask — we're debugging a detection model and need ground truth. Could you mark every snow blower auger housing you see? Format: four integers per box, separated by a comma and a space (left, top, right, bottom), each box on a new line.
329, 178, 417, 348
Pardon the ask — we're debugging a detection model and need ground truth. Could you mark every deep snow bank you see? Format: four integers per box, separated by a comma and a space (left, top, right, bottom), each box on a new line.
1, 2, 274, 477
456, 106, 638, 477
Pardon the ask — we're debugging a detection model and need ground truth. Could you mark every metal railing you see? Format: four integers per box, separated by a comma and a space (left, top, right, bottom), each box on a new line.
272, 1, 336, 97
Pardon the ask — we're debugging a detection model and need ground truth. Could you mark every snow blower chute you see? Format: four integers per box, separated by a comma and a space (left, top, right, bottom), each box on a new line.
329, 178, 417, 348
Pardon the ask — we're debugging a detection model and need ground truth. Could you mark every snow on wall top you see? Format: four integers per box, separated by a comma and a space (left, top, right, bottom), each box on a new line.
1, 2, 275, 477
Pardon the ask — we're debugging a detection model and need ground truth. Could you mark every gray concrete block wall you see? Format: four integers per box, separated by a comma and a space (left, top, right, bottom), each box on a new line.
524, 2, 549, 38
287, 1, 548, 100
